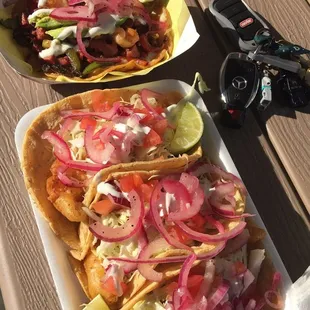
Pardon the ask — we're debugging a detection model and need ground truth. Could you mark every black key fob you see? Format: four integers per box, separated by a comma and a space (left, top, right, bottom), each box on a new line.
220, 52, 260, 127
209, 0, 269, 51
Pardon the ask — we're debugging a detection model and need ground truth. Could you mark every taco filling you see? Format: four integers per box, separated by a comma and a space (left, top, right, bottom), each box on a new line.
9, 0, 172, 78
77, 162, 283, 309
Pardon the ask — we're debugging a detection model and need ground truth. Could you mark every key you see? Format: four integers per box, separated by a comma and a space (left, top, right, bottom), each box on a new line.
248, 52, 302, 73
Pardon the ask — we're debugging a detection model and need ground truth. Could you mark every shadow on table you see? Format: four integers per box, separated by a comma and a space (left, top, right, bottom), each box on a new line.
52, 6, 310, 282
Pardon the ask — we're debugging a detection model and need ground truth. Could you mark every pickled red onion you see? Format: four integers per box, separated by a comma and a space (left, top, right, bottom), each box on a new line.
176, 220, 246, 243
150, 181, 192, 251
140, 89, 165, 120
76, 21, 122, 63
50, 6, 97, 22
85, 126, 115, 164
206, 280, 230, 310
41, 131, 72, 162
190, 163, 247, 196
89, 190, 144, 242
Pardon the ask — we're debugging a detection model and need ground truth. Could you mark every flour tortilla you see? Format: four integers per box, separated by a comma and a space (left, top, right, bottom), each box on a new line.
21, 88, 202, 259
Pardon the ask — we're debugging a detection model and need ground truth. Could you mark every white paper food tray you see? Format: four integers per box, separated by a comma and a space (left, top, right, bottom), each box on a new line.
15, 79, 293, 309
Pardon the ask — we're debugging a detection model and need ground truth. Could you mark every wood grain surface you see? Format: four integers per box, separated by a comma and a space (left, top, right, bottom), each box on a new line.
246, 0, 310, 215
0, 1, 310, 310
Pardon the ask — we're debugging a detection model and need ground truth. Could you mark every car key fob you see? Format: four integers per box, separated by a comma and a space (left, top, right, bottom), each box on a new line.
220, 52, 260, 127
209, 0, 269, 51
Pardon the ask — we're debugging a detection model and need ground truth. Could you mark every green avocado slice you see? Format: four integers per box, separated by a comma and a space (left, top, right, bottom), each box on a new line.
36, 17, 76, 30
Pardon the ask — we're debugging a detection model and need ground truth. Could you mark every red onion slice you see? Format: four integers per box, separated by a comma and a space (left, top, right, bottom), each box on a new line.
77, 21, 121, 63
138, 238, 172, 282
97, 124, 113, 143
85, 126, 114, 164
61, 104, 120, 120
213, 211, 255, 219
57, 169, 86, 188
58, 119, 75, 137
172, 254, 197, 310
140, 89, 165, 120
66, 159, 108, 171
41, 131, 72, 162
190, 164, 247, 196
205, 214, 225, 233
89, 190, 144, 242
176, 220, 246, 243
206, 279, 230, 310
194, 260, 215, 306
150, 181, 193, 251
179, 172, 200, 195
50, 6, 97, 22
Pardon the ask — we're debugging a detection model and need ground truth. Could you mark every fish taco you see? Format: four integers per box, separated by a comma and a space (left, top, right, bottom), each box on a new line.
21, 87, 203, 259
5, 0, 173, 81
67, 159, 283, 309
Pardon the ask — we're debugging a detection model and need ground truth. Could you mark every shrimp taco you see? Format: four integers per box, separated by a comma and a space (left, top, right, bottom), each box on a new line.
7, 0, 173, 81
21, 87, 202, 259
66, 160, 274, 309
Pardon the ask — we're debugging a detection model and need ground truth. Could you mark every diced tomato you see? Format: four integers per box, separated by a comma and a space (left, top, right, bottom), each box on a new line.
140, 113, 154, 125
143, 129, 162, 147
119, 173, 144, 193
187, 275, 204, 298
92, 199, 117, 216
102, 277, 117, 295
80, 117, 97, 129
168, 226, 192, 245
91, 91, 113, 112
186, 213, 206, 233
139, 183, 153, 202
153, 119, 168, 136
133, 108, 148, 114
102, 277, 127, 296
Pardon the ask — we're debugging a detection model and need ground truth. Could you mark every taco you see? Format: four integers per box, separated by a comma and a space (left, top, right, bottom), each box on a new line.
121, 223, 283, 310
7, 0, 173, 81
21, 87, 202, 259
67, 160, 262, 309
77, 162, 283, 310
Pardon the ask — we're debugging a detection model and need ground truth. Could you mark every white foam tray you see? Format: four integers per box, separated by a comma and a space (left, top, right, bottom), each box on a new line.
15, 79, 293, 309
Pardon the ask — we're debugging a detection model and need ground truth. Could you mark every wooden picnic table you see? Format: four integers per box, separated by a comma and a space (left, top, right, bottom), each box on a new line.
0, 0, 310, 309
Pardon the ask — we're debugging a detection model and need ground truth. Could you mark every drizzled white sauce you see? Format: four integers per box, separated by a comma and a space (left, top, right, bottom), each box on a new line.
27, 8, 53, 23
38, 0, 48, 8
97, 182, 121, 197
56, 13, 117, 40
39, 39, 73, 58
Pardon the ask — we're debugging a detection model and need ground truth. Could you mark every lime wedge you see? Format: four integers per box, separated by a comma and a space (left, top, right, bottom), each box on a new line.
83, 295, 110, 310
168, 102, 203, 154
